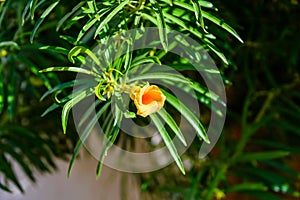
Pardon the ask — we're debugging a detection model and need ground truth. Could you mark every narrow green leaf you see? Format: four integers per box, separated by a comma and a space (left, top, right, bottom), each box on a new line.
171, 1, 243, 43
39, 66, 100, 78
77, 8, 111, 41
78, 99, 102, 128
0, 155, 24, 193
39, 45, 69, 55
77, 18, 98, 41
237, 151, 290, 162
96, 121, 120, 178
41, 103, 59, 117
56, 1, 85, 31
158, 108, 187, 146
94, 0, 130, 38
150, 0, 168, 51
131, 56, 162, 69
40, 79, 92, 101
161, 0, 214, 8
163, 12, 229, 64
202, 10, 244, 43
68, 101, 110, 177
150, 114, 186, 175
7, 66, 15, 120
21, 0, 31, 25
29, 0, 38, 20
202, 37, 229, 64
96, 108, 122, 178
226, 183, 268, 192
68, 46, 101, 68
30, 0, 60, 43
61, 88, 94, 134
0, 41, 20, 50
0, 65, 4, 114
191, 0, 207, 33
1, 145, 34, 182
0, 182, 11, 193
162, 89, 209, 143
127, 72, 190, 84
0, 0, 10, 28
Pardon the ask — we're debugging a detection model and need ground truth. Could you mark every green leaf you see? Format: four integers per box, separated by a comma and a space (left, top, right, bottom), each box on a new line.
237, 151, 290, 162
96, 107, 122, 178
40, 79, 93, 101
0, 41, 20, 50
0, 182, 11, 193
68, 46, 102, 68
226, 183, 268, 193
163, 12, 229, 64
94, 0, 130, 38
127, 71, 225, 106
30, 0, 60, 43
41, 103, 59, 117
150, 114, 186, 175
68, 101, 110, 177
39, 45, 69, 55
172, 1, 243, 43
0, 145, 35, 182
56, 1, 85, 31
202, 10, 244, 43
76, 17, 98, 41
29, 0, 38, 20
150, 0, 168, 51
0, 155, 24, 193
131, 56, 162, 69
39, 66, 100, 78
157, 108, 187, 146
21, 0, 31, 25
61, 88, 94, 134
77, 8, 111, 41
0, 65, 4, 114
78, 99, 102, 128
161, 0, 214, 9
162, 89, 209, 143
0, 0, 10, 28
127, 71, 190, 84
7, 66, 15, 120
191, 0, 207, 33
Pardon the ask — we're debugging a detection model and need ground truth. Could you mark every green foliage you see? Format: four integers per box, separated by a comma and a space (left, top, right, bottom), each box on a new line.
0, 0, 71, 193
32, 0, 240, 177
0, 0, 299, 200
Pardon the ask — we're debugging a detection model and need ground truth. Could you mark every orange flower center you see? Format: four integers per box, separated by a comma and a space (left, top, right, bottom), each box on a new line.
142, 90, 162, 104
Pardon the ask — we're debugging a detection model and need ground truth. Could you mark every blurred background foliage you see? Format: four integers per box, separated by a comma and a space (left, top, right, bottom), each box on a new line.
0, 0, 300, 200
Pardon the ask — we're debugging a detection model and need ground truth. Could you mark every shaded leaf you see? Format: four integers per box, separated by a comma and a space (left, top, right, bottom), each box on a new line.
30, 0, 60, 43
150, 114, 186, 174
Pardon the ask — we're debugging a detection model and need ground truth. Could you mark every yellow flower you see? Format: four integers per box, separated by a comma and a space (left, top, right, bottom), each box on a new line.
131, 83, 166, 117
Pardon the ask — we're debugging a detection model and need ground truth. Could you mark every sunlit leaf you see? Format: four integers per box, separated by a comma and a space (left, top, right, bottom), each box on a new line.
39, 66, 100, 78
68, 46, 101, 68
94, 0, 130, 38
150, 0, 168, 51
